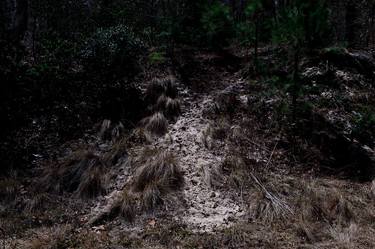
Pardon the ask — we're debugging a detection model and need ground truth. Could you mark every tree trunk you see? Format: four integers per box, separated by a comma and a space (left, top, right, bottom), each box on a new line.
254, 18, 259, 72
0, 0, 29, 42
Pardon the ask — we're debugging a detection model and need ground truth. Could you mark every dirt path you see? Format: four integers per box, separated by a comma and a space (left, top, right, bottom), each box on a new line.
88, 62, 249, 232
155, 89, 245, 231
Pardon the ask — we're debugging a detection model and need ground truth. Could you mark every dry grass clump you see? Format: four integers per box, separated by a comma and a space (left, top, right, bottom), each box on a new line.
0, 178, 19, 201
103, 137, 128, 166
132, 150, 184, 194
165, 98, 181, 118
98, 119, 124, 141
220, 155, 250, 189
248, 190, 291, 223
145, 76, 178, 104
28, 225, 73, 249
214, 90, 240, 116
126, 150, 184, 215
144, 112, 168, 136
219, 153, 294, 224
202, 164, 223, 188
211, 119, 231, 140
141, 76, 181, 137
328, 223, 359, 247
41, 150, 108, 198
199, 120, 230, 148
108, 190, 138, 222
200, 125, 213, 149
119, 191, 138, 222
298, 183, 354, 225
145, 78, 167, 104
141, 183, 163, 211
155, 94, 181, 117
75, 163, 108, 199
228, 125, 245, 143
248, 175, 294, 224
24, 193, 50, 214
155, 94, 169, 111
27, 225, 106, 249
131, 149, 184, 211
89, 189, 139, 225
128, 127, 153, 144
158, 76, 178, 99
290, 181, 361, 244
94, 150, 184, 224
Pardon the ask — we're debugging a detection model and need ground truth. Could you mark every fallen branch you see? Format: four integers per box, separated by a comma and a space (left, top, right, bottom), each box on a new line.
250, 172, 294, 218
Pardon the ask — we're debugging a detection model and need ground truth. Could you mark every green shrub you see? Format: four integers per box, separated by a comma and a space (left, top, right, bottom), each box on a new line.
149, 51, 167, 65
236, 0, 264, 46
81, 25, 144, 79
201, 1, 234, 48
353, 107, 375, 145
272, 6, 305, 47
272, 0, 329, 47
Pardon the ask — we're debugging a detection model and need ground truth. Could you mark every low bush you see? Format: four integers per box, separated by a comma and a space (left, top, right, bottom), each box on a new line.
81, 25, 144, 80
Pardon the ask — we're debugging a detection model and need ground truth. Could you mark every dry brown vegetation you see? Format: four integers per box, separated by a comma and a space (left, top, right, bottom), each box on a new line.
129, 149, 184, 212
144, 112, 168, 136
40, 150, 108, 198
98, 119, 125, 142
132, 150, 184, 193
141, 76, 181, 138
2, 49, 375, 249
103, 136, 128, 165
155, 94, 169, 111
91, 149, 185, 225
0, 177, 19, 201
145, 76, 178, 105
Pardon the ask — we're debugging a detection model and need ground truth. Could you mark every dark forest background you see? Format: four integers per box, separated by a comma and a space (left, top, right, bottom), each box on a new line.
1, 0, 374, 174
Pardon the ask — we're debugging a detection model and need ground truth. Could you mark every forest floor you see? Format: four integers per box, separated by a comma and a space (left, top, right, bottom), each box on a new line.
1, 48, 375, 248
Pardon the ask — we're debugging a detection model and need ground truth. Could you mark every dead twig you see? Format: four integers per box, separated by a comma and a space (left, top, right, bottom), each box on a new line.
0, 227, 5, 249
249, 172, 294, 218
265, 132, 281, 170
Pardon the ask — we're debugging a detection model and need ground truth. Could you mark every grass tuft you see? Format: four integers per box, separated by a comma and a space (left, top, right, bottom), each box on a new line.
165, 98, 181, 118
41, 150, 108, 198
0, 178, 19, 201
155, 94, 169, 111
119, 191, 137, 222
132, 150, 184, 193
141, 182, 163, 211
145, 76, 178, 105
145, 112, 168, 136
145, 78, 167, 104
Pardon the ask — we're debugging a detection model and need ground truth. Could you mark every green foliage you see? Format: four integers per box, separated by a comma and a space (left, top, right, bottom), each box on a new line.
272, 6, 305, 47
201, 1, 234, 48
245, 0, 263, 16
236, 0, 264, 46
270, 0, 330, 127
236, 22, 256, 46
353, 107, 375, 145
149, 51, 167, 65
322, 45, 348, 55
81, 25, 143, 79
156, 16, 182, 47
265, 74, 306, 99
272, 0, 329, 47
25, 63, 60, 80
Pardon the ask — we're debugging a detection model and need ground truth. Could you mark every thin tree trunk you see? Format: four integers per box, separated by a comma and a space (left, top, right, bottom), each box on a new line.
292, 45, 300, 126
254, 16, 259, 73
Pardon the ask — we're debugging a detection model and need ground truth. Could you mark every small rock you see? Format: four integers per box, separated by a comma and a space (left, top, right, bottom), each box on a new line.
92, 225, 105, 232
